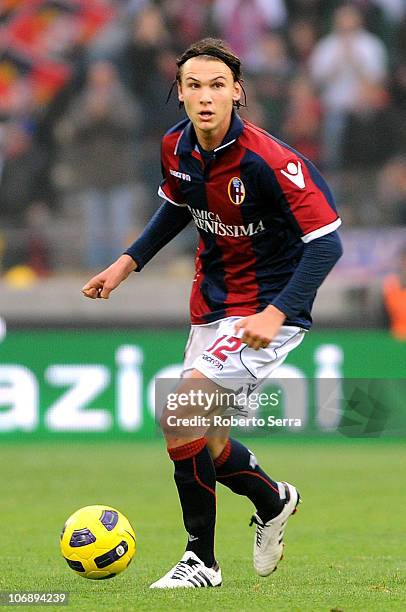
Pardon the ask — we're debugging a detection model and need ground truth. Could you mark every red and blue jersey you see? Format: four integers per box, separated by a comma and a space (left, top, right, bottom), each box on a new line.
159, 111, 341, 329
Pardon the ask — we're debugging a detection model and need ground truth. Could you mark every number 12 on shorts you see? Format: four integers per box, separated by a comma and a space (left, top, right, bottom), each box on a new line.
206, 335, 243, 362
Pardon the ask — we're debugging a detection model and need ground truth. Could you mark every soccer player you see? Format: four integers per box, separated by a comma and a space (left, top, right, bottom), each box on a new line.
82, 38, 343, 588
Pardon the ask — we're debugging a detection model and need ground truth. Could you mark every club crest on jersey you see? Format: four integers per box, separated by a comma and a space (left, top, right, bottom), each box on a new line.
227, 177, 246, 206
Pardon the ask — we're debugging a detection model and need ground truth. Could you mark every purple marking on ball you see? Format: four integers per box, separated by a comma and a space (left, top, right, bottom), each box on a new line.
69, 528, 96, 547
100, 510, 118, 531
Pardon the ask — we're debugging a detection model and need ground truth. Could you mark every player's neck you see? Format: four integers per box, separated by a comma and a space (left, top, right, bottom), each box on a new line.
195, 117, 232, 152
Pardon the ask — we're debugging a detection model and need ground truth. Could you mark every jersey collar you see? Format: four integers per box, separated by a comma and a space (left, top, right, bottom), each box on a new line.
175, 110, 244, 156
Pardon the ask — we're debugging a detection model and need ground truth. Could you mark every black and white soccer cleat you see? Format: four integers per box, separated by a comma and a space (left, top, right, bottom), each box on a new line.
250, 481, 301, 577
149, 551, 222, 589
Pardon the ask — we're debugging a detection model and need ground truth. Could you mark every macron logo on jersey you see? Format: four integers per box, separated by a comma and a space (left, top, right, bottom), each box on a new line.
170, 169, 191, 182
281, 161, 305, 189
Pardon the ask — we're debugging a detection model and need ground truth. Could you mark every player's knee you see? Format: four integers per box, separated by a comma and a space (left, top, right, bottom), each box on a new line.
159, 402, 207, 440
206, 436, 229, 461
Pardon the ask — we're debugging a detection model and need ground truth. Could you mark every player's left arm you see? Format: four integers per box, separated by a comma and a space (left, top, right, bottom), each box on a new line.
235, 154, 343, 349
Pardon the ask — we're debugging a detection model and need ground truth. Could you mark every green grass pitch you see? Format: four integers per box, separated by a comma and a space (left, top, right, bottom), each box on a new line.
1, 439, 405, 611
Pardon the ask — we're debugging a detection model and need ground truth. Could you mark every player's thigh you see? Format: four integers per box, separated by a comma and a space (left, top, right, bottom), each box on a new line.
160, 368, 225, 439
173, 319, 306, 444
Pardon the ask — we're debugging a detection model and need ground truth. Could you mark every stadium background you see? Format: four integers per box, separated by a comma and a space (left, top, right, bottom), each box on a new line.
0, 1, 405, 610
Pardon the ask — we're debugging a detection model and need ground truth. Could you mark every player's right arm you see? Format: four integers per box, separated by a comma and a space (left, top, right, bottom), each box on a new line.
82, 254, 137, 299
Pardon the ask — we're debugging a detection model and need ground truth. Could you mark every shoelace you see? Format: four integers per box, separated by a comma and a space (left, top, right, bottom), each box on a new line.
250, 515, 286, 548
250, 515, 267, 547
171, 559, 199, 580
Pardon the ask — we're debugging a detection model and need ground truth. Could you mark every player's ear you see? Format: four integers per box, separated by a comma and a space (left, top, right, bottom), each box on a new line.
177, 81, 184, 103
232, 81, 242, 105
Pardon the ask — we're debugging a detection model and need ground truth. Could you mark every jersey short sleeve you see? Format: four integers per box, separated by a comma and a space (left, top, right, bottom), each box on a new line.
262, 153, 341, 243
158, 138, 188, 207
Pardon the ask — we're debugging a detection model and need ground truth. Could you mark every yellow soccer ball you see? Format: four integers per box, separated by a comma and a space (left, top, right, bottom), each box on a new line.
60, 505, 136, 579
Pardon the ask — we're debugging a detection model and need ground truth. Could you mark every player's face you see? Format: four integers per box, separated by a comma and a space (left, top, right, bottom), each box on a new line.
178, 57, 241, 148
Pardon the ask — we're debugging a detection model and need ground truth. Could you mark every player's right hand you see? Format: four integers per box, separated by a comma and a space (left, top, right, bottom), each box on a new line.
81, 255, 137, 300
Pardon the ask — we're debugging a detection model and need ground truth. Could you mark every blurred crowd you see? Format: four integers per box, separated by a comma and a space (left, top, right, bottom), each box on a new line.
0, 0, 405, 275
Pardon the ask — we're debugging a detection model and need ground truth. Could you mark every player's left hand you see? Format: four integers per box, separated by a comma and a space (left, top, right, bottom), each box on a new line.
234, 305, 286, 350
